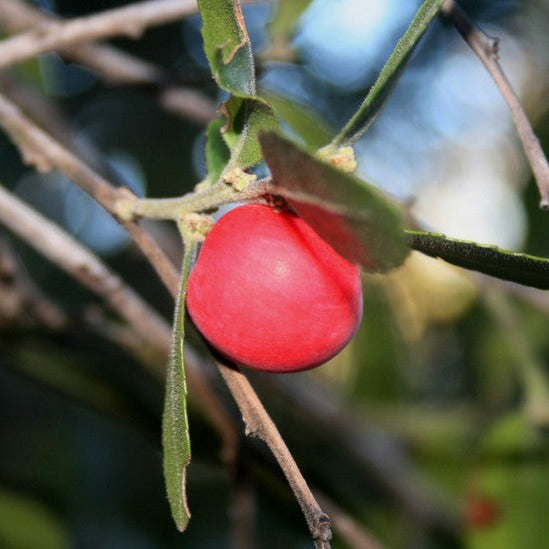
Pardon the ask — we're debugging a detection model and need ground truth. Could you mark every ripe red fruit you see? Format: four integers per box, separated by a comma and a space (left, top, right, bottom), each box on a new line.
186, 203, 363, 372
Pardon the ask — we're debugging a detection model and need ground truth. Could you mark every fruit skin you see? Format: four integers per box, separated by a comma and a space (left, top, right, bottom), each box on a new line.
186, 204, 363, 373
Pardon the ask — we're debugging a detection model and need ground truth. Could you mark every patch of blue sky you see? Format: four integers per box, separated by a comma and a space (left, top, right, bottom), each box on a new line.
16, 152, 145, 256
294, 0, 422, 91
39, 53, 97, 98
63, 151, 145, 255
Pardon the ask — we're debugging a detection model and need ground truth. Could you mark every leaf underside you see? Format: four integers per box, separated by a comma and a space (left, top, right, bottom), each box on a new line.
260, 132, 409, 272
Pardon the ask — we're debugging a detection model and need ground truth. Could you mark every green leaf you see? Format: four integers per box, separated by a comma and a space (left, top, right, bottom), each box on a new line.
205, 118, 230, 184
333, 0, 445, 146
261, 90, 333, 149
197, 0, 279, 171
197, 0, 255, 95
219, 96, 279, 170
259, 132, 409, 272
406, 230, 549, 289
162, 242, 196, 532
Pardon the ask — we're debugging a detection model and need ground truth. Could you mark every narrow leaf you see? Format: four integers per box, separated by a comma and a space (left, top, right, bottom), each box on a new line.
197, 0, 279, 171
407, 230, 549, 289
333, 0, 445, 146
162, 242, 196, 531
197, 0, 255, 95
260, 132, 409, 272
220, 96, 279, 170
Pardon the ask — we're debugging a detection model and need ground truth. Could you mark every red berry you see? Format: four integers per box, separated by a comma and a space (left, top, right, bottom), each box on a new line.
464, 493, 501, 529
186, 204, 363, 372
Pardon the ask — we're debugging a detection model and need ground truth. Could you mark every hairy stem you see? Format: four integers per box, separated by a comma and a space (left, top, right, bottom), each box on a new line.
115, 179, 272, 221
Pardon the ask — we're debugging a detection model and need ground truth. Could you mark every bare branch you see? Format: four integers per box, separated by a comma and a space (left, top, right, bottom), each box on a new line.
0, 183, 170, 369
441, 0, 549, 209
0, 92, 180, 293
160, 87, 217, 125
255, 373, 460, 531
185, 347, 241, 465
0, 73, 131, 185
316, 493, 387, 549
217, 361, 333, 548
0, 0, 217, 125
0, 0, 199, 70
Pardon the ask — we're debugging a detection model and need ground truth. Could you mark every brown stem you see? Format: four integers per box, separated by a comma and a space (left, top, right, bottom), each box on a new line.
441, 0, 549, 209
0, 0, 198, 70
0, 92, 179, 293
217, 362, 332, 548
0, 89, 240, 464
0, 184, 170, 356
254, 373, 460, 531
0, 0, 216, 124
315, 493, 387, 549
0, 73, 126, 185
185, 346, 241, 465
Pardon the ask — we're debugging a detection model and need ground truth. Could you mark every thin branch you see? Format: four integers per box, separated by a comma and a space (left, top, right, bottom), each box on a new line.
0, 73, 133, 186
0, 183, 170, 371
441, 0, 549, 209
185, 347, 241, 465
0, 92, 179, 293
0, 0, 199, 71
217, 361, 332, 549
114, 178, 273, 221
0, 85, 327, 548
255, 373, 460, 531
0, 0, 216, 125
316, 493, 387, 549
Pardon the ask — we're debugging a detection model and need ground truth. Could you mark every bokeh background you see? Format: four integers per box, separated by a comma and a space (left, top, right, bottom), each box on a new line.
1, 0, 549, 547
